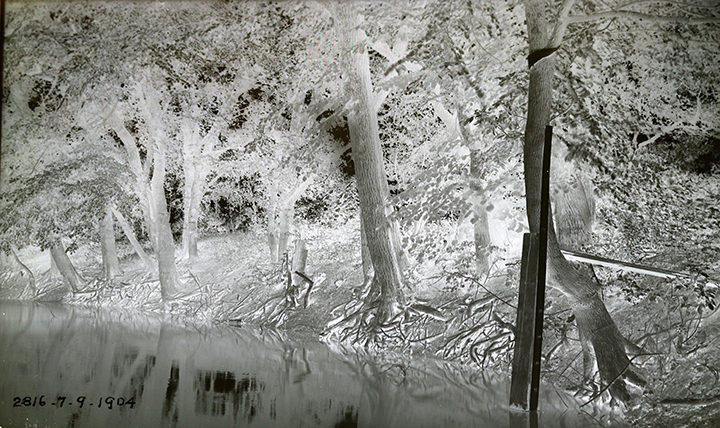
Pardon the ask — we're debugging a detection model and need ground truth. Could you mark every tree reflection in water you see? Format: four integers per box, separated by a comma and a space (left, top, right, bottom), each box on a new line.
192, 370, 264, 423
0, 302, 622, 427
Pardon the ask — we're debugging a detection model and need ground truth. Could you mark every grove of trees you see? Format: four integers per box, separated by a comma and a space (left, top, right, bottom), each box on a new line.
1, 0, 718, 410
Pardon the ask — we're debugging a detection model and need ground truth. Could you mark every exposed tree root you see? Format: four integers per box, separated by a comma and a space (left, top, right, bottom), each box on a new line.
322, 276, 520, 364
243, 260, 325, 328
437, 293, 516, 369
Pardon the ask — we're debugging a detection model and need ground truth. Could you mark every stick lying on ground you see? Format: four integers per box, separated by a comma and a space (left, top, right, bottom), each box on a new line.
561, 249, 716, 285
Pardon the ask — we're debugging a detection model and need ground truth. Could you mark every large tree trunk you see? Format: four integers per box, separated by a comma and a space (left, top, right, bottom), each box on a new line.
389, 219, 409, 273
135, 78, 186, 300
340, 5, 404, 322
266, 184, 293, 265
268, 231, 279, 264
181, 123, 208, 261
49, 241, 82, 292
111, 206, 155, 272
156, 214, 181, 299
181, 183, 200, 261
552, 167, 595, 249
523, 0, 640, 402
100, 206, 120, 279
150, 140, 182, 300
359, 217, 407, 283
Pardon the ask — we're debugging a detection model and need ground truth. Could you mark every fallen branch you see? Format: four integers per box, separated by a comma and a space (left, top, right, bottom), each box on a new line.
561, 249, 716, 284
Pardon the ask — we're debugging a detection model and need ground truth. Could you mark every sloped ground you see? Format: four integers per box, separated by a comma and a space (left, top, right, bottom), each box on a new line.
0, 221, 369, 333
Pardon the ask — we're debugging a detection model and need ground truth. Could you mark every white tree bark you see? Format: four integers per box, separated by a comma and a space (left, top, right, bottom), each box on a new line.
100, 205, 120, 279
180, 120, 219, 260
338, 3, 405, 322
49, 240, 82, 293
266, 178, 313, 263
127, 76, 186, 299
111, 206, 155, 272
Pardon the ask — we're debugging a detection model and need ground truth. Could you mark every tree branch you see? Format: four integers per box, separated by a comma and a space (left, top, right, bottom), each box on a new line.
549, 0, 577, 47
109, 114, 145, 179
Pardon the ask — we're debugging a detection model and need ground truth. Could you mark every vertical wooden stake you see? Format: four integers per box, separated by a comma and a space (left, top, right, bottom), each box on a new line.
510, 232, 539, 408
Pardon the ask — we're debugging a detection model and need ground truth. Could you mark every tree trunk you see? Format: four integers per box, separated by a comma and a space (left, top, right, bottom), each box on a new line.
340, 5, 404, 322
361, 216, 408, 284
268, 233, 279, 264
181, 161, 201, 261
100, 206, 120, 279
156, 214, 181, 299
552, 169, 595, 249
181, 124, 205, 261
109, 117, 155, 242
473, 207, 492, 277
267, 186, 300, 264
277, 204, 292, 261
112, 206, 155, 272
389, 219, 409, 273
10, 248, 36, 297
291, 239, 308, 288
432, 101, 492, 278
182, 198, 199, 261
523, 0, 639, 402
49, 241, 82, 292
360, 215, 374, 287
150, 141, 182, 300
469, 146, 492, 277
266, 206, 292, 264
267, 183, 280, 263
182, 219, 198, 260
49, 249, 59, 276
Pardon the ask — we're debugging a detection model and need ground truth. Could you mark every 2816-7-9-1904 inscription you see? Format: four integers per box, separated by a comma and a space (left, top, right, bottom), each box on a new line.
12, 395, 136, 410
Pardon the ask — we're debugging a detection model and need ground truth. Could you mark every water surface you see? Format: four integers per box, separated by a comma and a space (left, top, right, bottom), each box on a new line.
0, 301, 619, 427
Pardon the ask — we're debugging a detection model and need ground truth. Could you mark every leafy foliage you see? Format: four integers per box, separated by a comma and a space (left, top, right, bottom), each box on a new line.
0, 153, 128, 252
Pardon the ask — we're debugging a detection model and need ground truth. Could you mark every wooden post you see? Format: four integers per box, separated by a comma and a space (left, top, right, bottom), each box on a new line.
529, 125, 552, 410
510, 232, 539, 409
510, 125, 552, 413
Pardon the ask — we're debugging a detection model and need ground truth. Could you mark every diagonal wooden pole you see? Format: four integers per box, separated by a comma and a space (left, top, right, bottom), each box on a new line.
510, 125, 553, 413
529, 125, 552, 411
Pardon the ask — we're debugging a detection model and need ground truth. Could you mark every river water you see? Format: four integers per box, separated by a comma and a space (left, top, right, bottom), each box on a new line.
0, 301, 621, 427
